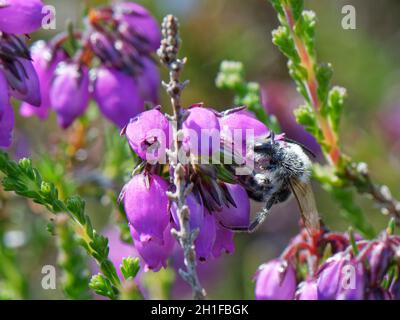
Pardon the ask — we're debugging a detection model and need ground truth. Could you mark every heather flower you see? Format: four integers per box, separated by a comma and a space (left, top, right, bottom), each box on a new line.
316, 252, 347, 300
124, 108, 171, 162
0, 0, 44, 35
369, 242, 393, 286
255, 259, 296, 300
137, 58, 160, 104
20, 41, 66, 120
9, 58, 41, 107
0, 70, 8, 119
336, 260, 366, 300
130, 224, 175, 272
171, 193, 204, 232
212, 222, 235, 258
122, 174, 169, 244
182, 106, 220, 157
113, 2, 161, 50
93, 67, 145, 128
214, 183, 250, 229
50, 62, 90, 128
194, 210, 216, 262
295, 280, 318, 300
219, 110, 269, 155
0, 103, 14, 148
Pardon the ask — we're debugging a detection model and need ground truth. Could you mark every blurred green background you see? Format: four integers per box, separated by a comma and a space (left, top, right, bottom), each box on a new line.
1, 0, 400, 299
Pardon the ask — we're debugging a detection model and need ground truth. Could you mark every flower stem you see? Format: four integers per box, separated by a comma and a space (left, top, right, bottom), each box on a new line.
158, 15, 206, 300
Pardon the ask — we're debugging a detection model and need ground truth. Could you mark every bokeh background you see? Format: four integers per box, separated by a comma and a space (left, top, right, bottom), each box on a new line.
1, 0, 400, 299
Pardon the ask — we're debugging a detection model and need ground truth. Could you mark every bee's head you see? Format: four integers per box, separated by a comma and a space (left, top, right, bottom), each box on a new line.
253, 131, 279, 154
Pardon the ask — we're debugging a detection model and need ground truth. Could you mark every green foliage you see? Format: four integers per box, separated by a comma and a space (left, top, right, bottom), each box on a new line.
0, 151, 121, 297
120, 257, 140, 280
215, 60, 280, 133
89, 274, 117, 300
56, 215, 91, 299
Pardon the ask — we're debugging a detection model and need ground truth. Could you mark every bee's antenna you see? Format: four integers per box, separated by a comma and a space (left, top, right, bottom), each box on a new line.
284, 137, 317, 158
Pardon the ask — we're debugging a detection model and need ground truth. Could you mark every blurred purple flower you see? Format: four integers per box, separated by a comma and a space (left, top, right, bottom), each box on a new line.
295, 280, 318, 300
50, 62, 90, 128
113, 2, 161, 51
93, 67, 145, 129
0, 0, 44, 35
137, 58, 160, 103
7, 58, 41, 107
124, 108, 171, 162
261, 81, 320, 155
194, 210, 216, 262
0, 103, 14, 148
214, 183, 250, 229
0, 70, 8, 120
20, 41, 66, 120
255, 259, 296, 300
100, 227, 140, 280
122, 174, 169, 244
130, 224, 175, 272
182, 106, 220, 157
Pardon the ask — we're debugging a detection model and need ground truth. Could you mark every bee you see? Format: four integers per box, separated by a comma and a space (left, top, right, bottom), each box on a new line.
224, 132, 320, 234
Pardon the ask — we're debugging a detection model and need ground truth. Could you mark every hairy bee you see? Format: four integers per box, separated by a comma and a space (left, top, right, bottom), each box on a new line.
225, 132, 320, 234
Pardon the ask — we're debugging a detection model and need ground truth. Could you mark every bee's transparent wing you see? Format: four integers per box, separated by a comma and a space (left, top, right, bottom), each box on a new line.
289, 178, 320, 234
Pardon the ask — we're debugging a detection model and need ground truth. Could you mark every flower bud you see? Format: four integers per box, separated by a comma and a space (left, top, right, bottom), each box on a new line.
0, 0, 44, 35
122, 174, 169, 244
214, 183, 250, 229
93, 67, 145, 128
50, 62, 90, 128
124, 109, 171, 162
255, 259, 296, 300
6, 58, 41, 107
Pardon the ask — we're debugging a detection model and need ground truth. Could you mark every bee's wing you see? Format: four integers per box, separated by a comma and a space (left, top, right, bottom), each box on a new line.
288, 178, 320, 234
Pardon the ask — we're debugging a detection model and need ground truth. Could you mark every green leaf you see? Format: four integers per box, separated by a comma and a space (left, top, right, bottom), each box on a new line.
327, 86, 347, 133
272, 26, 299, 63
316, 63, 333, 108
89, 274, 117, 300
120, 257, 140, 280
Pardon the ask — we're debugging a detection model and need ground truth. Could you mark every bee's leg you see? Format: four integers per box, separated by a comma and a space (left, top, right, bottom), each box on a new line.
221, 200, 273, 233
